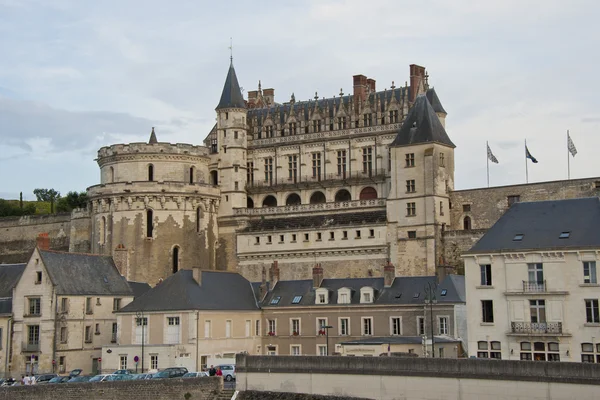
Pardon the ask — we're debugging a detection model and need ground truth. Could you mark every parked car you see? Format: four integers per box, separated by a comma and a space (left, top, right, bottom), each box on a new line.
113, 369, 134, 375
183, 372, 209, 378
106, 374, 134, 381
68, 369, 83, 378
47, 376, 71, 384
216, 364, 236, 381
152, 367, 188, 379
1, 378, 16, 386
133, 373, 154, 380
89, 374, 115, 382
67, 376, 93, 383
33, 373, 58, 384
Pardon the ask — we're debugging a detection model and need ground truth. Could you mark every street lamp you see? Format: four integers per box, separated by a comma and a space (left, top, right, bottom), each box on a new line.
135, 311, 145, 373
321, 325, 333, 356
424, 282, 437, 358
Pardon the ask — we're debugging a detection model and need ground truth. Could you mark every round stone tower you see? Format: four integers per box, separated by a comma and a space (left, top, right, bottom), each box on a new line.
87, 128, 220, 284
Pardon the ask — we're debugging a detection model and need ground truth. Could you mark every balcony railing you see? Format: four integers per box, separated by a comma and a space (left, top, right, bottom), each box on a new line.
22, 342, 40, 352
234, 198, 385, 216
246, 168, 388, 191
511, 322, 562, 334
523, 280, 546, 292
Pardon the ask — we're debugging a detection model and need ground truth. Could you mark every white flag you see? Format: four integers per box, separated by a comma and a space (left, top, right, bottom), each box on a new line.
487, 144, 499, 164
568, 133, 577, 157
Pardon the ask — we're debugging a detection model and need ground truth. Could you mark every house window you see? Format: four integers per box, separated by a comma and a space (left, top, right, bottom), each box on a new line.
369, 229, 374, 238
86, 297, 93, 314
291, 319, 300, 335
267, 235, 272, 244
316, 232, 322, 241
389, 110, 399, 123
406, 180, 415, 193
255, 320, 261, 336
584, 262, 597, 284
291, 234, 297, 242
438, 317, 449, 335
280, 235, 284, 243
146, 209, 153, 238
268, 319, 276, 335
581, 343, 600, 363
111, 323, 117, 342
60, 327, 67, 343
356, 230, 361, 239
35, 271, 42, 284
521, 342, 560, 361
339, 292, 349, 304
338, 117, 347, 129
120, 355, 127, 370
28, 325, 39, 345
318, 294, 326, 304
481, 300, 494, 323
340, 318, 349, 336
480, 265, 492, 286
60, 298, 68, 313
342, 231, 348, 239
406, 202, 416, 216
317, 318, 327, 334
439, 201, 444, 215
265, 125, 274, 137
95, 323, 100, 335
225, 320, 232, 338
58, 356, 65, 373
405, 153, 415, 167
255, 237, 260, 245
211, 137, 217, 153
507, 195, 521, 206
204, 320, 211, 338
362, 291, 371, 303
289, 123, 297, 135
317, 345, 327, 356
312, 120, 321, 133
390, 317, 402, 335
244, 320, 251, 337
362, 317, 373, 336
329, 232, 335, 240
312, 153, 322, 180
417, 316, 425, 335
530, 300, 546, 323
408, 231, 417, 239
246, 162, 255, 187
527, 263, 544, 290
304, 233, 309, 241
151, 355, 158, 370
135, 317, 148, 344
363, 113, 372, 127
264, 158, 273, 184
148, 164, 154, 181
166, 317, 180, 344
113, 298, 121, 311
477, 341, 502, 359
85, 326, 92, 342
28, 298, 41, 316
337, 150, 347, 177
291, 345, 301, 356
463, 204, 471, 212
234, 130, 238, 139
362, 147, 373, 175
586, 299, 600, 323
288, 155, 298, 182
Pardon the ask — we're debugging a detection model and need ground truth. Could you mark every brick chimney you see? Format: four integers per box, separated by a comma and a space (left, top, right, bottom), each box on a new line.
409, 64, 426, 102
113, 244, 129, 277
269, 260, 280, 288
247, 90, 258, 107
36, 233, 50, 251
436, 265, 455, 284
259, 266, 268, 300
263, 88, 275, 106
367, 78, 376, 94
353, 74, 368, 103
384, 260, 395, 288
312, 263, 324, 289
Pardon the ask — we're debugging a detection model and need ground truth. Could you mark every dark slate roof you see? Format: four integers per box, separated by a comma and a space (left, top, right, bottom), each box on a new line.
340, 336, 460, 345
242, 210, 387, 232
148, 127, 158, 144
260, 275, 465, 307
128, 281, 152, 298
0, 298, 12, 315
118, 270, 260, 313
391, 95, 455, 148
0, 263, 26, 298
39, 250, 133, 296
426, 88, 447, 114
468, 197, 600, 254
216, 62, 246, 110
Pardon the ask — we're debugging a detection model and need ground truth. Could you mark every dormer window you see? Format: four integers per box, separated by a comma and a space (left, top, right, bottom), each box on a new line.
337, 288, 351, 304
315, 288, 329, 305
360, 287, 374, 304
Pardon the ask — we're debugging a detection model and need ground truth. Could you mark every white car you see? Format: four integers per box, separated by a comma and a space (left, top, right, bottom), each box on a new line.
88, 374, 115, 382
216, 364, 236, 381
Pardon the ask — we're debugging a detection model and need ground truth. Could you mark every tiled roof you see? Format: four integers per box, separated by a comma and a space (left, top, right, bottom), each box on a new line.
39, 250, 133, 296
468, 197, 600, 254
128, 281, 152, 298
0, 263, 25, 298
391, 94, 455, 148
216, 62, 246, 110
242, 210, 387, 232
426, 88, 446, 114
260, 275, 465, 308
118, 270, 260, 313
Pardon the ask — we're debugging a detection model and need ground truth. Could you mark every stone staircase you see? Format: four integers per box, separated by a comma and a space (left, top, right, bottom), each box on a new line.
214, 389, 236, 399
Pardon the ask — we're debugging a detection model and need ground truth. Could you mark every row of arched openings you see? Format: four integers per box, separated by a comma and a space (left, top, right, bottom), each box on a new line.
248, 187, 377, 208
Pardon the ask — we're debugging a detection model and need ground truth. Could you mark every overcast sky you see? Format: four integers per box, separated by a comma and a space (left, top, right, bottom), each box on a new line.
1, 0, 599, 200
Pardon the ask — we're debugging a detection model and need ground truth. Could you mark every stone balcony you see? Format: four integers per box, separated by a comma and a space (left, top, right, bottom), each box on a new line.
234, 198, 386, 217
509, 322, 570, 336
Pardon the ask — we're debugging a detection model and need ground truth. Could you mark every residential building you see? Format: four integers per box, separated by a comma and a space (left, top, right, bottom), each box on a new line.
0, 263, 25, 377
464, 197, 600, 362
103, 269, 262, 373
258, 261, 466, 357
10, 235, 148, 375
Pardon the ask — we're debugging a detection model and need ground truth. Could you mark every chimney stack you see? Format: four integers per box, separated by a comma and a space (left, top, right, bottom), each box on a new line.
436, 265, 455, 284
113, 244, 129, 277
409, 64, 426, 102
384, 260, 395, 288
353, 74, 368, 103
247, 90, 258, 107
193, 267, 202, 286
270, 260, 280, 288
263, 88, 275, 106
312, 263, 324, 289
36, 233, 50, 251
259, 266, 268, 300
367, 78, 376, 94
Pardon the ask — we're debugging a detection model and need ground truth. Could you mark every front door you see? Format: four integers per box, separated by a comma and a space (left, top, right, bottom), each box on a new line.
92, 358, 99, 375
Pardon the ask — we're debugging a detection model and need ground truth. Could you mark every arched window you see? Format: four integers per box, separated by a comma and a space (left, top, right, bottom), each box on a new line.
463, 216, 472, 231
189, 167, 195, 184
99, 216, 106, 245
210, 170, 218, 185
172, 246, 180, 274
247, 197, 254, 209
146, 209, 153, 238
286, 193, 301, 206
359, 187, 378, 200
262, 195, 277, 208
109, 167, 114, 183
196, 207, 202, 233
148, 164, 154, 181
335, 189, 351, 202
310, 191, 326, 204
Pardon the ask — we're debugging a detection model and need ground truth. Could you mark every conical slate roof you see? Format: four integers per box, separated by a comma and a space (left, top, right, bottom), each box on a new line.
216, 62, 246, 110
148, 127, 157, 144
426, 88, 447, 114
391, 95, 455, 148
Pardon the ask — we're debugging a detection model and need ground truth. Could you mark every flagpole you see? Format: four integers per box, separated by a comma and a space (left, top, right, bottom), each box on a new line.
486, 141, 490, 188
567, 130, 570, 180
525, 139, 529, 184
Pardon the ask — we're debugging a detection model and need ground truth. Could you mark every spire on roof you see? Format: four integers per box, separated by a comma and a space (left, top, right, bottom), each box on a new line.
149, 127, 158, 144
216, 61, 246, 110
391, 95, 455, 148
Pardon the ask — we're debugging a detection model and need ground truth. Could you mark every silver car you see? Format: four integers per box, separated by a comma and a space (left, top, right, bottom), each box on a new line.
216, 364, 235, 381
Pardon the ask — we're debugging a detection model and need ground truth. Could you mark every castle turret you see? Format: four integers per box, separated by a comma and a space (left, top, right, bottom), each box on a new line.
215, 61, 248, 217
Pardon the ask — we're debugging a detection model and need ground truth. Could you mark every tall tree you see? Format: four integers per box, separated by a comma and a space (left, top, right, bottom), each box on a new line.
56, 191, 88, 212
33, 188, 61, 213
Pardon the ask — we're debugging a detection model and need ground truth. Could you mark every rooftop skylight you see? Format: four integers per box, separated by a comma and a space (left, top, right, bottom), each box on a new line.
270, 296, 281, 305
513, 234, 524, 241
291, 295, 302, 304
559, 232, 570, 239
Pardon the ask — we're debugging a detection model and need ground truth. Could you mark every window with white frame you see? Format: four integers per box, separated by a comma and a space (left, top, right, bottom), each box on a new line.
317, 345, 327, 356
360, 287, 374, 304
225, 320, 232, 338
417, 316, 425, 336
480, 265, 492, 286
291, 319, 300, 335
268, 319, 277, 335
245, 320, 251, 337
255, 320, 260, 336
291, 345, 301, 356
165, 317, 180, 344
581, 343, 600, 363
390, 317, 402, 336
438, 317, 449, 335
584, 262, 597, 284
150, 355, 158, 370
362, 317, 373, 336
477, 341, 502, 359
339, 318, 349, 336
204, 320, 211, 338
586, 299, 600, 323
338, 288, 350, 304
134, 317, 148, 344
316, 288, 328, 304
520, 341, 560, 361
119, 355, 127, 370
317, 318, 327, 335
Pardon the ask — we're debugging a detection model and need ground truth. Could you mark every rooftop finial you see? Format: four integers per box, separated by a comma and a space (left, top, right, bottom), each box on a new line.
229, 37, 233, 63
258, 80, 262, 92
339, 88, 344, 96
149, 127, 158, 144
314, 91, 318, 101
391, 81, 396, 90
